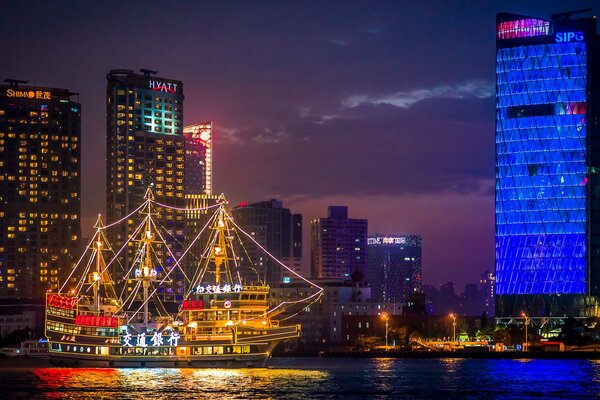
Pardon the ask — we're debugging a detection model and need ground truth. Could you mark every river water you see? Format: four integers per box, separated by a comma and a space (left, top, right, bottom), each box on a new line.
1, 357, 599, 399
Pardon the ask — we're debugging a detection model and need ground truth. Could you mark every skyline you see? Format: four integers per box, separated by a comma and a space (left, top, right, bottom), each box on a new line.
1, 1, 597, 288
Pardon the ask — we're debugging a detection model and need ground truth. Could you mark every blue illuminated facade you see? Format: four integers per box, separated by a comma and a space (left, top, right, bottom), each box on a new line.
495, 13, 600, 317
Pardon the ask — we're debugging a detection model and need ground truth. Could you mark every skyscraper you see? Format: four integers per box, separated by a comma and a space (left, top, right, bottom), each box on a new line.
183, 123, 212, 195
232, 199, 302, 286
311, 206, 367, 280
495, 12, 600, 317
480, 270, 495, 317
106, 69, 185, 301
367, 234, 422, 303
0, 81, 81, 298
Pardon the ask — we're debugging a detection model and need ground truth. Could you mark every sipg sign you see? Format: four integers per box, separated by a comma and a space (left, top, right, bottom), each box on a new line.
555, 31, 584, 43
149, 80, 178, 94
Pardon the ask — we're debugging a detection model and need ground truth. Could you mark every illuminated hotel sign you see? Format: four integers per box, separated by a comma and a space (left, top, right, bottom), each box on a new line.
149, 80, 178, 94
5, 88, 51, 99
368, 236, 407, 245
555, 31, 584, 43
121, 331, 180, 347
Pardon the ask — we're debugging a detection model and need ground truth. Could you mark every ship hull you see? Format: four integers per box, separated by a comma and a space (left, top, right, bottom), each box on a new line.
47, 339, 283, 368
49, 352, 271, 368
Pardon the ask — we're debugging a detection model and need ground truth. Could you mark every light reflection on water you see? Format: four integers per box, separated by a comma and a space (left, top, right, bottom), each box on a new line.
0, 358, 598, 399
30, 366, 330, 400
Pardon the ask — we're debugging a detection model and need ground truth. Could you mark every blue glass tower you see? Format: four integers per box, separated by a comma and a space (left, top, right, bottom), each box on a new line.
495, 12, 600, 317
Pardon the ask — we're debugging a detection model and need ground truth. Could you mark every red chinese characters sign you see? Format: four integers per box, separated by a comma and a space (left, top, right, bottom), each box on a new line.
47, 294, 76, 310
182, 300, 204, 310
75, 315, 119, 327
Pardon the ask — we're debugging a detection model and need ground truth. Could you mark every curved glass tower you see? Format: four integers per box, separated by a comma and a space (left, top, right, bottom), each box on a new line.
495, 12, 600, 317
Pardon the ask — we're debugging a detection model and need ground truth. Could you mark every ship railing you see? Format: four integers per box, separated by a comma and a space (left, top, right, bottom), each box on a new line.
185, 333, 234, 342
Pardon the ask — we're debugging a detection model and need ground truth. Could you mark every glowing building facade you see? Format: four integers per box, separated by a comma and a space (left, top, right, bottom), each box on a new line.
183, 123, 212, 195
495, 13, 600, 317
0, 83, 81, 298
106, 70, 185, 302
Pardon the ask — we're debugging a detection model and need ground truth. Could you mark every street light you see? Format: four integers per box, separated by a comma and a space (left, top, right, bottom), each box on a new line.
381, 313, 389, 350
521, 312, 529, 352
449, 313, 457, 345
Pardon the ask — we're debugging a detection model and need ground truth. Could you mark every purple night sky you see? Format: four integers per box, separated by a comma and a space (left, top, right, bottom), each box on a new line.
0, 1, 596, 288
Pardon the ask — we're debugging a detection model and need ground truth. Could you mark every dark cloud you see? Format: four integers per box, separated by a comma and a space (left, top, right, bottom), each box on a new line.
214, 94, 495, 199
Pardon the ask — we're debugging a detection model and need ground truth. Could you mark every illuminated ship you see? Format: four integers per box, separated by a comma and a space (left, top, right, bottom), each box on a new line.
45, 189, 322, 367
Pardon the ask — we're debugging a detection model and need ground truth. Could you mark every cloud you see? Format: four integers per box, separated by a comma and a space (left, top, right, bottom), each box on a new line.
329, 39, 348, 46
365, 27, 382, 36
343, 80, 494, 109
253, 128, 288, 144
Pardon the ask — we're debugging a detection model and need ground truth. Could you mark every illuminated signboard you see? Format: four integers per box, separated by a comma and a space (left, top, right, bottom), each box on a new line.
149, 80, 178, 94
194, 284, 242, 294
47, 294, 76, 310
5, 88, 51, 99
75, 315, 119, 327
555, 31, 584, 42
181, 299, 204, 310
121, 331, 180, 347
368, 236, 407, 245
497, 18, 550, 40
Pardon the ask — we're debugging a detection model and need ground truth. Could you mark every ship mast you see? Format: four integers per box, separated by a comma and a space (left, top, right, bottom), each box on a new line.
134, 189, 159, 327
209, 195, 235, 286
90, 214, 115, 312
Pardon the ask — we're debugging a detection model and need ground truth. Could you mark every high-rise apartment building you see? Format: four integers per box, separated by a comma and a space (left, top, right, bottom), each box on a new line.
367, 234, 422, 303
232, 200, 302, 287
480, 270, 495, 317
311, 206, 367, 280
106, 69, 185, 301
495, 12, 600, 317
183, 123, 212, 195
0, 82, 81, 298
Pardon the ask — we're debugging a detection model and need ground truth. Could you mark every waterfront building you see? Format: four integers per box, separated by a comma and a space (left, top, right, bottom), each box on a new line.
0, 81, 81, 299
311, 206, 367, 280
271, 278, 401, 346
183, 123, 212, 195
232, 199, 302, 287
367, 234, 422, 303
105, 69, 185, 301
495, 11, 600, 317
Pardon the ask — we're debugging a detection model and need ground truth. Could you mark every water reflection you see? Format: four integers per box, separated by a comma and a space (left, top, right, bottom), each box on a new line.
9, 359, 600, 399
32, 367, 330, 400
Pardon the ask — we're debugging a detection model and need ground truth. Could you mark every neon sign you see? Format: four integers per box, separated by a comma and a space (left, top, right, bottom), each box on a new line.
555, 32, 584, 43
6, 89, 51, 99
149, 80, 178, 94
194, 284, 242, 294
75, 315, 118, 327
182, 299, 204, 310
47, 294, 76, 310
368, 236, 407, 245
121, 331, 180, 347
134, 267, 157, 278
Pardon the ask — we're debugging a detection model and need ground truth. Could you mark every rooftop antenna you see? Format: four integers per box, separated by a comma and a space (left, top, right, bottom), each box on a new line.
140, 69, 159, 77
551, 7, 593, 21
4, 79, 29, 87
